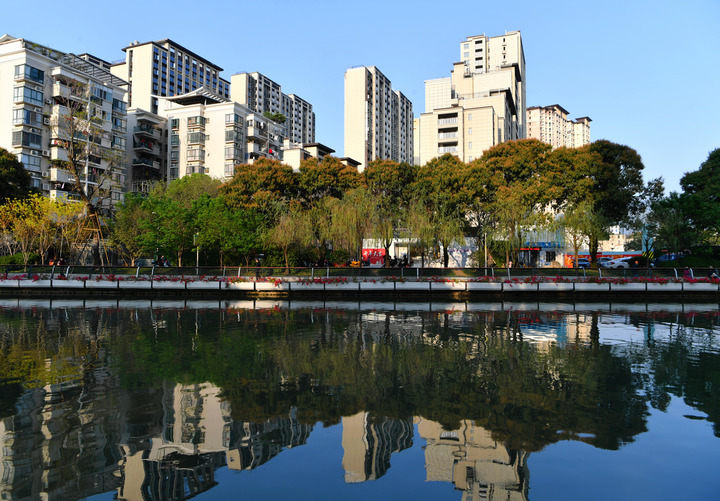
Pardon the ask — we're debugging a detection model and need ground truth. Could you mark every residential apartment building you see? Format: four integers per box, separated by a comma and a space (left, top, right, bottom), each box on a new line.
163, 88, 284, 181
417, 31, 525, 165
111, 39, 230, 115
526, 104, 591, 149
231, 72, 315, 144
344, 66, 413, 171
125, 108, 166, 194
0, 34, 128, 207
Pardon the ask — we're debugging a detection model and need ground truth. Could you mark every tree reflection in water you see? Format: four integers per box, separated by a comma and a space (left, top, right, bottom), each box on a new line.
0, 301, 718, 500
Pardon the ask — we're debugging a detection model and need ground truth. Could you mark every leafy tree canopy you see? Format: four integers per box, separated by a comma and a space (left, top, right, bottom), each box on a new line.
0, 147, 33, 202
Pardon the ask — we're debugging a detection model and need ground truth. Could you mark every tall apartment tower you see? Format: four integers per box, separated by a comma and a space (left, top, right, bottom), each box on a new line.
231, 72, 315, 145
344, 66, 413, 171
111, 39, 230, 115
0, 34, 127, 205
417, 31, 525, 165
526, 105, 591, 149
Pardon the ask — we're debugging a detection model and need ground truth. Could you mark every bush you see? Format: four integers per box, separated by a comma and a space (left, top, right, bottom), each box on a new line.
0, 253, 40, 265
328, 249, 349, 266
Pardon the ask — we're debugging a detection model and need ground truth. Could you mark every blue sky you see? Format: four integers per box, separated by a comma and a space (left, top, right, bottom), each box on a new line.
10, 0, 718, 192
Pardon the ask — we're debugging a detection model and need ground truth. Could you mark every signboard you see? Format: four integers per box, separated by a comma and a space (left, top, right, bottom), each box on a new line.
362, 248, 385, 265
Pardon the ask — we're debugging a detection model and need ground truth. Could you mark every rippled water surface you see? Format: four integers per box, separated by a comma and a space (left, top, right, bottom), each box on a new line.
0, 299, 718, 500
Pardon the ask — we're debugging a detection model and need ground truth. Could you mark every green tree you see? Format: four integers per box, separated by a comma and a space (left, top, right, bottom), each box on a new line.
363, 159, 416, 265
327, 188, 374, 263
478, 140, 559, 266
108, 194, 149, 265
0, 147, 33, 202
678, 148, 720, 243
413, 154, 470, 267
298, 156, 361, 206
195, 195, 263, 266
221, 158, 297, 222
267, 206, 314, 270
262, 111, 286, 124
581, 140, 660, 262
647, 193, 696, 253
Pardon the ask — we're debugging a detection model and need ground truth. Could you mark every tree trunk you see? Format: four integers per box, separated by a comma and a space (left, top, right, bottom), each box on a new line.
589, 235, 599, 264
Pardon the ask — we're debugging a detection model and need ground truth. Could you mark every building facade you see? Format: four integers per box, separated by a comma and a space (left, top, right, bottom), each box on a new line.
0, 34, 128, 207
526, 104, 591, 149
344, 66, 413, 171
111, 39, 230, 115
417, 31, 525, 165
231, 72, 315, 145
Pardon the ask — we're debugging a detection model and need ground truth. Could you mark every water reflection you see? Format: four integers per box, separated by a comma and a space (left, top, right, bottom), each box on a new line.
0, 300, 718, 500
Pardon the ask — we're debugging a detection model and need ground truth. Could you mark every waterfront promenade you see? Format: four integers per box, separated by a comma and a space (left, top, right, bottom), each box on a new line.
0, 265, 718, 298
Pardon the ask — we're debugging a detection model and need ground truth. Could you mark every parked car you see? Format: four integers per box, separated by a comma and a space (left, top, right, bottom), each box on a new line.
597, 257, 612, 265
570, 258, 591, 268
602, 257, 635, 269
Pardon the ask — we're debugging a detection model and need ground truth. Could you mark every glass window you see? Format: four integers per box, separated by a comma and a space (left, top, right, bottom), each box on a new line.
14, 64, 45, 83
13, 86, 43, 106
20, 153, 42, 171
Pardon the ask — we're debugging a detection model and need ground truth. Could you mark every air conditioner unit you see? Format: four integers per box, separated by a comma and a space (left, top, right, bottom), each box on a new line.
30, 128, 39, 133
42, 183, 51, 191
43, 118, 50, 125
41, 171, 49, 178
30, 150, 40, 156
46, 99, 53, 105
42, 150, 50, 157
34, 107, 42, 113
34, 85, 43, 91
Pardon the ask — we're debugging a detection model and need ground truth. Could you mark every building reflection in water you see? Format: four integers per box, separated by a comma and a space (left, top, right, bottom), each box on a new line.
2, 301, 717, 500
418, 418, 528, 501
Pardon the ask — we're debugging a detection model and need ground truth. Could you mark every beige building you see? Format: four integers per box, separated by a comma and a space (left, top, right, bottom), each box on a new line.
418, 418, 529, 501
111, 39, 229, 116
417, 31, 525, 165
0, 34, 128, 207
526, 104, 591, 149
163, 88, 285, 181
231, 72, 315, 145
344, 66, 413, 171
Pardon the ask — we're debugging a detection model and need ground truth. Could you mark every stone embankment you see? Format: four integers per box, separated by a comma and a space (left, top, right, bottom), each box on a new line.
1, 274, 718, 298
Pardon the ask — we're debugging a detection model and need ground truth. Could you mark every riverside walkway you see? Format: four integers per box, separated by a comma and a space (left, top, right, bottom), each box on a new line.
1, 265, 718, 298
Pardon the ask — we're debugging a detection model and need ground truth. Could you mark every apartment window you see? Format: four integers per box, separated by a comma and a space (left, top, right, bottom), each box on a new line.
224, 163, 235, 177
13, 86, 43, 106
468, 113, 472, 121
12, 131, 42, 148
20, 153, 42, 172
112, 135, 126, 149
187, 116, 206, 127
187, 149, 205, 161
468, 142, 472, 149
468, 127, 472, 135
12, 108, 42, 127
14, 64, 44, 83
171, 118, 179, 129
112, 99, 127, 113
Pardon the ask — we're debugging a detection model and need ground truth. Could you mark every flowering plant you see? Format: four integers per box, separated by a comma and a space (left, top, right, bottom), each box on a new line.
297, 277, 349, 285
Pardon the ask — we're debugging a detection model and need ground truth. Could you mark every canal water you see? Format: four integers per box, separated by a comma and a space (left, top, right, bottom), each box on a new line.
0, 299, 718, 501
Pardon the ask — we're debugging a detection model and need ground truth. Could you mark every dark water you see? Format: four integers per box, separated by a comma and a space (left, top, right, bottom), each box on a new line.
0, 298, 718, 501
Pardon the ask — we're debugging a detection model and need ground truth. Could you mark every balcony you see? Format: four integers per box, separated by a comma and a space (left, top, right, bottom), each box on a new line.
131, 157, 161, 170
133, 124, 158, 138
246, 126, 268, 140
50, 189, 81, 202
49, 167, 77, 184
132, 140, 160, 155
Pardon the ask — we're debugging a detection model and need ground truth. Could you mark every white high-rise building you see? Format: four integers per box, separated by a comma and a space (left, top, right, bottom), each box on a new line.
0, 34, 128, 206
344, 66, 413, 171
231, 72, 315, 145
417, 31, 525, 165
111, 39, 230, 115
526, 104, 591, 149
164, 88, 284, 182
